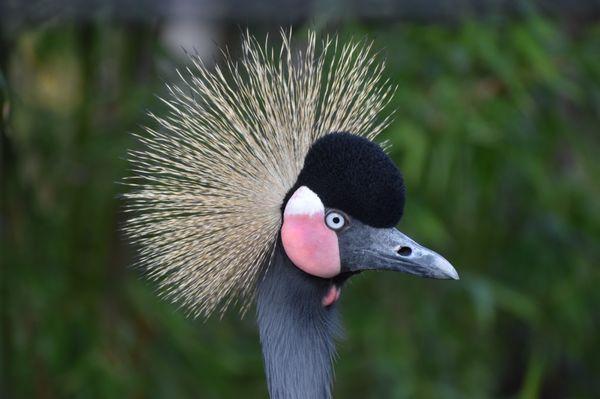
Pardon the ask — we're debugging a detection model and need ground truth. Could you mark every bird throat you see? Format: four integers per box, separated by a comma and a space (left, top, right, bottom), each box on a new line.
257, 243, 342, 399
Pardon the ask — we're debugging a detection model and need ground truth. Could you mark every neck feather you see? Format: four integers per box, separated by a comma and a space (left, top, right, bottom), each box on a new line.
257, 244, 341, 399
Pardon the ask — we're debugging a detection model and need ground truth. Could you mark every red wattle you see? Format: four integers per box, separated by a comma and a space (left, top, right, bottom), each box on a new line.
322, 285, 340, 307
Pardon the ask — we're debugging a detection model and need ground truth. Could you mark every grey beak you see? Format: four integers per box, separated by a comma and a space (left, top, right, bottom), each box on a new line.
338, 219, 459, 280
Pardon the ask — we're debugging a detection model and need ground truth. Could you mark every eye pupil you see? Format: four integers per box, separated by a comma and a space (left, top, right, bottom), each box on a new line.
332, 217, 340, 224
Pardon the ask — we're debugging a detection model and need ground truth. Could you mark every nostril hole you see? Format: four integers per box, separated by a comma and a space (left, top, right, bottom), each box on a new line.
397, 246, 412, 257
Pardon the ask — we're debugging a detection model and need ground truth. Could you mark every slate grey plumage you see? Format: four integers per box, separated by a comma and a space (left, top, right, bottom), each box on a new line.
257, 242, 341, 399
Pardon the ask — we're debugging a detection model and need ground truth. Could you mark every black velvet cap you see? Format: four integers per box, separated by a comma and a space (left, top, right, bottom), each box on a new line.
284, 132, 405, 228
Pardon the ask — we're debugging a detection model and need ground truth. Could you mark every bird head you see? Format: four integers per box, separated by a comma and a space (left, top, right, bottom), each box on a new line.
126, 30, 459, 398
280, 133, 457, 307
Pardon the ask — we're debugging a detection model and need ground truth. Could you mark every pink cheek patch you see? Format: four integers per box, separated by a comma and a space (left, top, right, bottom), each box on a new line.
281, 186, 340, 278
281, 215, 340, 277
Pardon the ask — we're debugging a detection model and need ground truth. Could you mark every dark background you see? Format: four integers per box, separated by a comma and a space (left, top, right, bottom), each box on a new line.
1, 1, 599, 398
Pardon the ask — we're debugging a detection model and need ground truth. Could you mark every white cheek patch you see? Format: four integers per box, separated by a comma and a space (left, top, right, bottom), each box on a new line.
284, 186, 324, 216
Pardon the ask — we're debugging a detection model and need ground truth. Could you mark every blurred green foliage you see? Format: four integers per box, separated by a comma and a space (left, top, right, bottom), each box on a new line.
2, 15, 599, 399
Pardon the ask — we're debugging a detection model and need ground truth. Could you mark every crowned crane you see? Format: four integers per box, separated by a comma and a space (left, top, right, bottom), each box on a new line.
125, 31, 458, 399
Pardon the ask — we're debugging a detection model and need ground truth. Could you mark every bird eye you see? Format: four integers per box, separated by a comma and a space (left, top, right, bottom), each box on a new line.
325, 211, 346, 231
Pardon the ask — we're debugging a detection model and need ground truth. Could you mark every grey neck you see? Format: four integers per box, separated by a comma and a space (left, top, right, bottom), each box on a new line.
257, 244, 341, 399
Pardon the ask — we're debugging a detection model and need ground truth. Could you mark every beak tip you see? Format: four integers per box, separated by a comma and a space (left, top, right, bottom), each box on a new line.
436, 258, 459, 280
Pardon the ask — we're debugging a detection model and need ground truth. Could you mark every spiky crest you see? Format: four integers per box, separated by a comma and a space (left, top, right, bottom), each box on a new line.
124, 30, 395, 317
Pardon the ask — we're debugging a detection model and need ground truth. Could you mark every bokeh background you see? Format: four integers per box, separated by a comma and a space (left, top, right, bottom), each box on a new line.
2, 1, 599, 398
